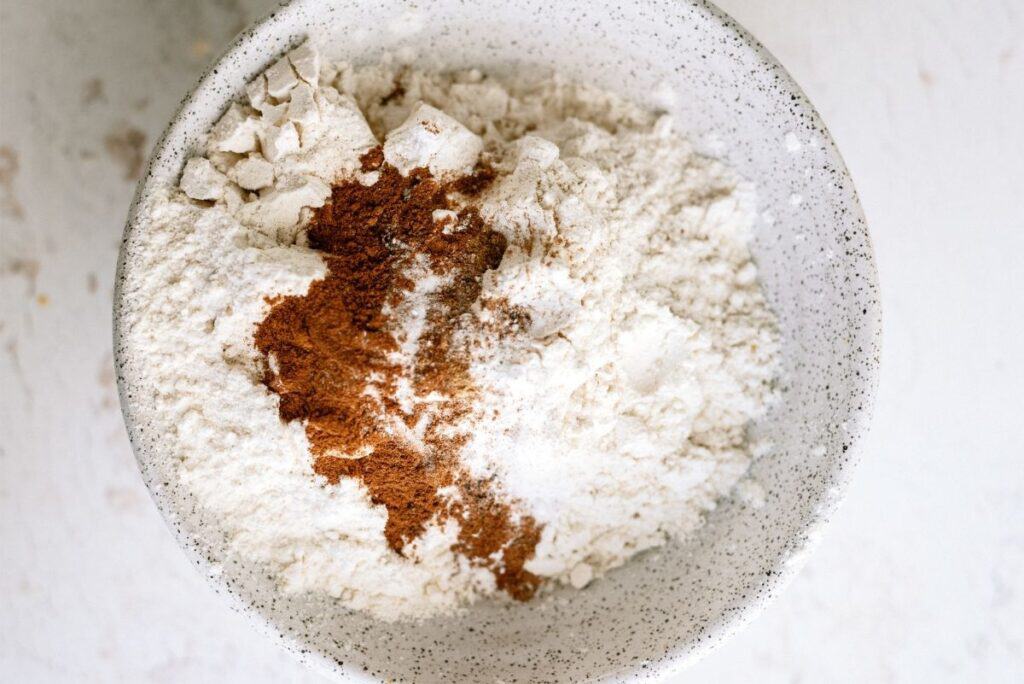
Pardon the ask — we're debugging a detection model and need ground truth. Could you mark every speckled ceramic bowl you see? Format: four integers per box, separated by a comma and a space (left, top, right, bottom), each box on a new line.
115, 0, 880, 681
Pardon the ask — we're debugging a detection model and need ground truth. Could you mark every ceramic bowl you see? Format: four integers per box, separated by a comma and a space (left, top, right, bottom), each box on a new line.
115, 0, 881, 681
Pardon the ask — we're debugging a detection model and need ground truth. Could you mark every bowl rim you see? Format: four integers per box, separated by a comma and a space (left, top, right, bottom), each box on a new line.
113, 0, 882, 680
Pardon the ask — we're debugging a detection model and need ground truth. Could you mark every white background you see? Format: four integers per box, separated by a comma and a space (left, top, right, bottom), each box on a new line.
1, 0, 1021, 681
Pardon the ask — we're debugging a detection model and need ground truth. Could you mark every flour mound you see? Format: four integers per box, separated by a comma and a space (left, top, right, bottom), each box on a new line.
121, 46, 779, 622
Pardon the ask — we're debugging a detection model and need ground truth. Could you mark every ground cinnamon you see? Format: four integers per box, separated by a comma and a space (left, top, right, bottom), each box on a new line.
254, 148, 541, 600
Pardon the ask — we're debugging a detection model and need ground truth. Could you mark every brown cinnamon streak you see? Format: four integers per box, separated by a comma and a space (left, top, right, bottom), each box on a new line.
254, 148, 541, 600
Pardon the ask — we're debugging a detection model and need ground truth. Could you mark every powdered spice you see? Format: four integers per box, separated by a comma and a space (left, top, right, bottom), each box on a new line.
254, 148, 541, 600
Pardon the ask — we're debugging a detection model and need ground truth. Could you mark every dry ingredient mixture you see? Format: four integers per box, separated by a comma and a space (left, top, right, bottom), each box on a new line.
254, 150, 541, 599
122, 43, 779, 621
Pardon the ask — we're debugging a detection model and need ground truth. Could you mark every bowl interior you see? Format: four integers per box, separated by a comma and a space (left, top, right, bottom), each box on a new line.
115, 0, 880, 681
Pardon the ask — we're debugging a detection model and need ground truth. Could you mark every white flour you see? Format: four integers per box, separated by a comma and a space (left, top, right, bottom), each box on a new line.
121, 45, 778, 621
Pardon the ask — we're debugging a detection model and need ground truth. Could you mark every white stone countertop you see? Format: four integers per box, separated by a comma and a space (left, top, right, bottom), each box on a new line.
1, 0, 1021, 681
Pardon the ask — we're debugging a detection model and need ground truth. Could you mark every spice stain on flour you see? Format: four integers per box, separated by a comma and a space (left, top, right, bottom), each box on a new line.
254, 149, 541, 599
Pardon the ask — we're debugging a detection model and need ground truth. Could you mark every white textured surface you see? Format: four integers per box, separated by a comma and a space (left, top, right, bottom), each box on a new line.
0, 0, 1021, 681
